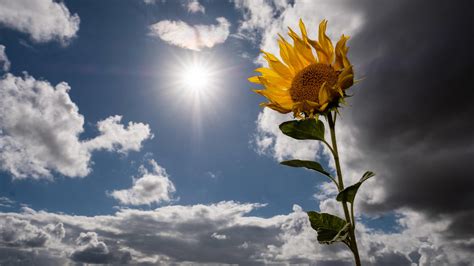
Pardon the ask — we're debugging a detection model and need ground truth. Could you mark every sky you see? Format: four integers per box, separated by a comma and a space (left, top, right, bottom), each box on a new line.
0, 0, 472, 265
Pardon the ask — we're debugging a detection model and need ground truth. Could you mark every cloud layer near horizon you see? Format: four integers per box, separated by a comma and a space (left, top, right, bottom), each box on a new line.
0, 202, 471, 265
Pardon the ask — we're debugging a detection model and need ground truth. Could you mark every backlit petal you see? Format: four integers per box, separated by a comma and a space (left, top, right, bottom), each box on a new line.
334, 34, 350, 70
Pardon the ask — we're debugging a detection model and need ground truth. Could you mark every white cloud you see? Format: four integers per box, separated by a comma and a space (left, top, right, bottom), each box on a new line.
0, 197, 15, 208
0, 45, 10, 72
233, 0, 364, 64
70, 232, 114, 264
211, 232, 227, 240
233, 0, 275, 41
0, 216, 65, 248
149, 17, 230, 51
0, 202, 471, 265
83, 115, 153, 154
142, 0, 165, 4
185, 0, 205, 13
109, 159, 176, 205
0, 73, 152, 179
0, 0, 80, 45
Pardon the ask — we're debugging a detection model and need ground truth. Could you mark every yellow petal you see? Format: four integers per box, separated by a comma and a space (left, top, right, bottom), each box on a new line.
288, 26, 315, 65
258, 76, 289, 92
318, 20, 334, 61
338, 74, 354, 90
337, 65, 354, 90
298, 19, 318, 64
308, 20, 334, 64
262, 102, 292, 114
306, 100, 321, 108
334, 34, 350, 70
248, 76, 261, 84
261, 50, 292, 79
266, 96, 294, 110
299, 19, 308, 41
254, 88, 289, 98
277, 37, 293, 72
255, 67, 291, 87
278, 35, 304, 72
319, 102, 329, 111
318, 81, 330, 104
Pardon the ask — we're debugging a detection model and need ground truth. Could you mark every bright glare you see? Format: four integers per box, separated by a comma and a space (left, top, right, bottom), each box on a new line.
182, 65, 210, 92
161, 52, 236, 135
164, 52, 229, 125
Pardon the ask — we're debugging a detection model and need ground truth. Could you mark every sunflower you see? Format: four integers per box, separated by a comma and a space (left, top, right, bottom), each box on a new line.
249, 19, 354, 119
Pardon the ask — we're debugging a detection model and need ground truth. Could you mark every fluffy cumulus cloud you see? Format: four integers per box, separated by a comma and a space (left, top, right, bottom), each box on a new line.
70, 231, 131, 264
241, 0, 474, 262
110, 159, 176, 205
0, 72, 152, 179
83, 115, 152, 154
0, 0, 80, 44
0, 215, 65, 248
0, 45, 10, 72
0, 203, 472, 265
149, 17, 230, 51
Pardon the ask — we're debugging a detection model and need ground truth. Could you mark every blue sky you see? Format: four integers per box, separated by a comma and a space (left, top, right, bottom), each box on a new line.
0, 0, 472, 265
0, 0, 322, 218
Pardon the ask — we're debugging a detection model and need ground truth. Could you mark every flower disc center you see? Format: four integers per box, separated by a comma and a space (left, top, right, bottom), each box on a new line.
289, 63, 338, 103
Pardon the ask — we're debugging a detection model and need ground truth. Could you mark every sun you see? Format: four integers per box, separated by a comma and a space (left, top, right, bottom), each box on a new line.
163, 52, 231, 124
182, 64, 210, 92
168, 53, 219, 97
159, 52, 236, 135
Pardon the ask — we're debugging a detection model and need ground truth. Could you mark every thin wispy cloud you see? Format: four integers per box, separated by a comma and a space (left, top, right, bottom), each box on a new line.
0, 197, 15, 208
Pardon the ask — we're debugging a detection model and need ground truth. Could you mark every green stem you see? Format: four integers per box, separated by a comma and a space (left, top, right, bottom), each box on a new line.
322, 139, 337, 159
327, 112, 361, 266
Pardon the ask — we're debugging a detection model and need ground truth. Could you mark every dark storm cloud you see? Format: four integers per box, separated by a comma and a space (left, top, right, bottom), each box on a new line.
343, 0, 474, 238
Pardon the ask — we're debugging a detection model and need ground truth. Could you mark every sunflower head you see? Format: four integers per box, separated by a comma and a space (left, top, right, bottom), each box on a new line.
249, 19, 354, 119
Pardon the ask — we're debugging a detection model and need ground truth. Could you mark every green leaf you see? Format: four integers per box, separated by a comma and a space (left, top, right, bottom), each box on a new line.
307, 211, 349, 244
279, 119, 325, 141
280, 160, 331, 177
336, 171, 376, 204
360, 171, 375, 183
